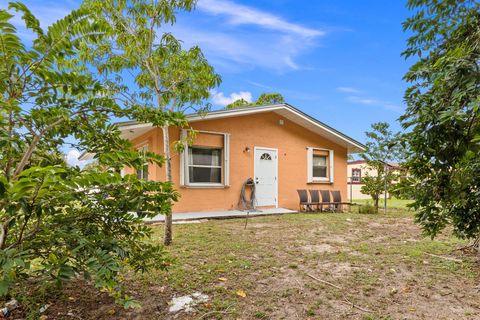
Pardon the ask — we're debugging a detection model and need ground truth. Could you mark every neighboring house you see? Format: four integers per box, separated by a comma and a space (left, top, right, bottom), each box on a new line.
347, 160, 401, 200
81, 104, 365, 213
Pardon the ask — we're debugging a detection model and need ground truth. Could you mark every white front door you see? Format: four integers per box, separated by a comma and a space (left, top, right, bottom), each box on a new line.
254, 147, 278, 207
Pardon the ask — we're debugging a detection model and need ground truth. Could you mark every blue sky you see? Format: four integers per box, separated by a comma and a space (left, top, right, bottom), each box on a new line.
3, 0, 413, 163
170, 0, 412, 140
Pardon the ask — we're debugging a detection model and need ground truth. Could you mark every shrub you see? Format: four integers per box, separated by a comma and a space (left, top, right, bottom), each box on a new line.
0, 2, 180, 308
358, 202, 377, 214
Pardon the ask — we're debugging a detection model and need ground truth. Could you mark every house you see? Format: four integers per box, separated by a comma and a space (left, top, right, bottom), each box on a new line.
347, 160, 402, 200
82, 104, 365, 213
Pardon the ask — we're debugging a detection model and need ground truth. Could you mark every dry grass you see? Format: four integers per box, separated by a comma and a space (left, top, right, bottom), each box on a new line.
39, 210, 479, 319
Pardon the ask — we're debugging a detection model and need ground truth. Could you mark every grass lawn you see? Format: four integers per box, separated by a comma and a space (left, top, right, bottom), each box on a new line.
352, 198, 414, 210
42, 209, 479, 320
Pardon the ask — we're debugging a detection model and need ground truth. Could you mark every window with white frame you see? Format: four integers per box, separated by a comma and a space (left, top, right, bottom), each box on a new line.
180, 130, 230, 187
307, 147, 334, 183
351, 168, 361, 182
188, 147, 222, 183
137, 145, 149, 181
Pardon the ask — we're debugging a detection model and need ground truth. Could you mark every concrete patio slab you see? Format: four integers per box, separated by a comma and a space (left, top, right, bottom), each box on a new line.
145, 208, 296, 223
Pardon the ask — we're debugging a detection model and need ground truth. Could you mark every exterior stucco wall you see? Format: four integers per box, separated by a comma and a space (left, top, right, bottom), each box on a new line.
127, 111, 348, 213
347, 162, 395, 200
347, 184, 371, 200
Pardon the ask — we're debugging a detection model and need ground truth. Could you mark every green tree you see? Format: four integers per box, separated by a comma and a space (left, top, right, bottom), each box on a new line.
225, 98, 250, 109
0, 2, 176, 307
225, 92, 285, 109
360, 122, 403, 213
255, 92, 285, 105
401, 0, 480, 241
82, 0, 221, 245
81, 160, 109, 172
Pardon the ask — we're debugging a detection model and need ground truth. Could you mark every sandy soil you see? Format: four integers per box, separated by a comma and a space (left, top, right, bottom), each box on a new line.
11, 211, 480, 319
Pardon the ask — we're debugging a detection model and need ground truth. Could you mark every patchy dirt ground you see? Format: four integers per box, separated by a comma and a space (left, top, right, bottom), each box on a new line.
15, 211, 480, 319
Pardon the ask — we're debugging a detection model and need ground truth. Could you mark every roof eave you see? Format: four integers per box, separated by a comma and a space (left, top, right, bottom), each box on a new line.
115, 103, 366, 153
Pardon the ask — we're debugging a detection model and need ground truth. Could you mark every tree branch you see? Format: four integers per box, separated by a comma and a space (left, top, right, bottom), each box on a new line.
13, 117, 65, 179
0, 217, 14, 249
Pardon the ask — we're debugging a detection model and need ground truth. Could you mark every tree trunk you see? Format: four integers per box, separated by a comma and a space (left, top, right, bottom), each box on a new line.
475, 236, 480, 255
374, 196, 379, 213
162, 125, 173, 246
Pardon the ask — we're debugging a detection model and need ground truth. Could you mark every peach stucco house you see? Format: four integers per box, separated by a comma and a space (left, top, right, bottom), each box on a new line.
86, 104, 365, 214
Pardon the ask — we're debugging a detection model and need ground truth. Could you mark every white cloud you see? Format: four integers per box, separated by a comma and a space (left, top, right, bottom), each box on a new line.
169, 22, 317, 71
5, 0, 324, 72
168, 0, 325, 71
19, 7, 70, 29
196, 0, 323, 38
336, 87, 361, 94
248, 81, 274, 90
211, 90, 252, 106
65, 149, 84, 167
0, 2, 72, 40
336, 85, 403, 113
347, 96, 403, 113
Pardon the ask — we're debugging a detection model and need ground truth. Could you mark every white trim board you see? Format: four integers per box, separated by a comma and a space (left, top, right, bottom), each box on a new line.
80, 103, 365, 161
307, 147, 334, 183
180, 129, 230, 188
